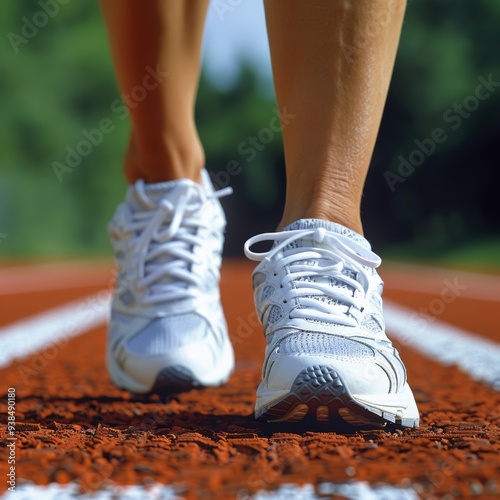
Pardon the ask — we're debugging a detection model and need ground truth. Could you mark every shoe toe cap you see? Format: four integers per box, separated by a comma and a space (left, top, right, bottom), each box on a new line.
265, 332, 402, 395
113, 314, 226, 391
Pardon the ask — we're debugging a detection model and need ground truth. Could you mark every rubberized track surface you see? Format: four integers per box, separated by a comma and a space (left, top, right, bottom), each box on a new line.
0, 260, 499, 498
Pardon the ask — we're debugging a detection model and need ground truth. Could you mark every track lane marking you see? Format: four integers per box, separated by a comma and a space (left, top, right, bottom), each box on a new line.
384, 300, 500, 390
0, 279, 497, 498
0, 480, 418, 499
0, 292, 110, 369
1, 292, 498, 391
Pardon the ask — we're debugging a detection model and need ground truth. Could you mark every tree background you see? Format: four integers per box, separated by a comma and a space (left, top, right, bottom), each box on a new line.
0, 0, 499, 266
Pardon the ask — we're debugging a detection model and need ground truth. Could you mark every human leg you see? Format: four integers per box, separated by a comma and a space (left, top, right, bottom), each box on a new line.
264, 0, 406, 233
244, 0, 419, 427
100, 0, 208, 183
101, 1, 234, 394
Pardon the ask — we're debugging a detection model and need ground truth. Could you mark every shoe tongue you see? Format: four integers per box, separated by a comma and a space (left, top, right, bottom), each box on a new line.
126, 179, 206, 294
281, 219, 368, 316
127, 169, 215, 211
126, 179, 203, 212
282, 218, 370, 249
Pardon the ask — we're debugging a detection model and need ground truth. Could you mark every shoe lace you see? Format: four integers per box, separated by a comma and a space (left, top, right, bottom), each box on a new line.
244, 227, 381, 327
124, 180, 231, 304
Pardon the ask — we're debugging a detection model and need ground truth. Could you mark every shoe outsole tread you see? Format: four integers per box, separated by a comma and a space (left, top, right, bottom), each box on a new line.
149, 365, 200, 395
256, 365, 419, 428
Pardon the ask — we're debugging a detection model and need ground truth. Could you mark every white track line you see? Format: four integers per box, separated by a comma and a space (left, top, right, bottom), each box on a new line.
0, 294, 496, 499
0, 481, 418, 500
0, 292, 110, 369
1, 294, 499, 391
385, 300, 500, 390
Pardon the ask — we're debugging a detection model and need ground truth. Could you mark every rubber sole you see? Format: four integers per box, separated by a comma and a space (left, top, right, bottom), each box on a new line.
134, 364, 233, 397
149, 365, 201, 395
255, 365, 419, 428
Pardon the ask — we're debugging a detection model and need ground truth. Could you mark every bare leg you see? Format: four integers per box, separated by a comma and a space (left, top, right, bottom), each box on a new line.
264, 0, 406, 233
100, 0, 209, 183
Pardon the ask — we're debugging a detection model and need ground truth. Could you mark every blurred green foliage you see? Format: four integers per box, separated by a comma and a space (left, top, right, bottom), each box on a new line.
0, 0, 499, 262
368, 0, 500, 264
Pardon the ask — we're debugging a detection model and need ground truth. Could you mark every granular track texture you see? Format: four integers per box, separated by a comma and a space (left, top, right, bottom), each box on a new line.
0, 261, 499, 498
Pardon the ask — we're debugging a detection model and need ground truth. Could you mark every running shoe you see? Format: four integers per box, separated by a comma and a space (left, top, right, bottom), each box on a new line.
244, 219, 419, 427
107, 169, 234, 395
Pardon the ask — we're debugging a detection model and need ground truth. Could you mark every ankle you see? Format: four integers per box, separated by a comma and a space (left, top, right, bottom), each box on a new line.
123, 135, 205, 184
279, 200, 363, 235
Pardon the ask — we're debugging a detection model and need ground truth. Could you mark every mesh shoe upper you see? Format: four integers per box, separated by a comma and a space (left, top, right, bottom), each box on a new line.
245, 219, 408, 397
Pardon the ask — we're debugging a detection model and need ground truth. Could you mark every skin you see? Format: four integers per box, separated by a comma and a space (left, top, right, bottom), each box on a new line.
100, 0, 407, 235
100, 0, 209, 184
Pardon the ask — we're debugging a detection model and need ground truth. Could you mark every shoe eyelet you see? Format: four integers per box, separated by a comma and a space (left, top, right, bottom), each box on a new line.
283, 299, 287, 303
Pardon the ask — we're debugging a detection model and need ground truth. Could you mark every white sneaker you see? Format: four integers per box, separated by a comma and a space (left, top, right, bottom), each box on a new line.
244, 219, 419, 427
107, 169, 234, 395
